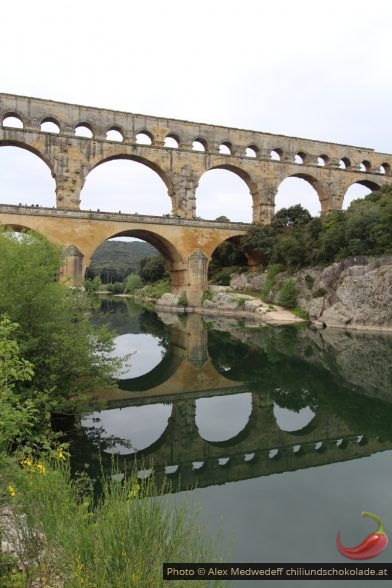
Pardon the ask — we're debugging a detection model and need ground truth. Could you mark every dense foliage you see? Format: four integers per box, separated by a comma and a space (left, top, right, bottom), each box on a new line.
241, 186, 392, 270
0, 231, 119, 436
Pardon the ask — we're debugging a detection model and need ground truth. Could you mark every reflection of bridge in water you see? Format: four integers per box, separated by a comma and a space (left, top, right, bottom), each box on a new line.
77, 314, 392, 489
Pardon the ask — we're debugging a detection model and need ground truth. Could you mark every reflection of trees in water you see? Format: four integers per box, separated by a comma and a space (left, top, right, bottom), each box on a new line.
208, 326, 392, 439
90, 298, 170, 351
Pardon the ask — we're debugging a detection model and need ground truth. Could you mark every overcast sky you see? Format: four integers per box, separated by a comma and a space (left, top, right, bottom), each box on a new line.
1, 0, 391, 225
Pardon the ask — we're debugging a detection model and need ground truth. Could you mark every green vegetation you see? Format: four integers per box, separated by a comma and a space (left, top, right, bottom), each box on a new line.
133, 278, 171, 300
261, 263, 283, 298
0, 232, 225, 587
124, 273, 143, 293
0, 231, 117, 420
240, 188, 392, 271
178, 292, 188, 307
277, 279, 298, 308
0, 458, 225, 588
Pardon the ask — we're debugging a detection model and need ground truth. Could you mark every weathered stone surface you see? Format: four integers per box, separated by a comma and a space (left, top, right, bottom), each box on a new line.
1, 93, 392, 222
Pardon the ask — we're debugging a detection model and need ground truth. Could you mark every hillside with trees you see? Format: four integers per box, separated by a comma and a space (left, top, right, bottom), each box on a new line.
87, 239, 158, 282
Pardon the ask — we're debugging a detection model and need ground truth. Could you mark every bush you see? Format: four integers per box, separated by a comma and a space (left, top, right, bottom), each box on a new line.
277, 279, 298, 308
261, 264, 283, 299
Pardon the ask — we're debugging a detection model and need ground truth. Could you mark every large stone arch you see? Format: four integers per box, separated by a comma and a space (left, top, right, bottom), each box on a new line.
278, 172, 330, 214
0, 139, 56, 182
201, 163, 258, 221
86, 228, 187, 295
85, 153, 173, 196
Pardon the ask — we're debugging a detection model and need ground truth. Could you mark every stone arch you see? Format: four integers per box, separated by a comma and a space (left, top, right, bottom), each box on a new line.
277, 172, 328, 215
198, 164, 256, 222
40, 117, 61, 134
0, 141, 56, 207
0, 139, 55, 175
342, 179, 379, 209
86, 153, 173, 197
86, 228, 186, 295
2, 112, 24, 128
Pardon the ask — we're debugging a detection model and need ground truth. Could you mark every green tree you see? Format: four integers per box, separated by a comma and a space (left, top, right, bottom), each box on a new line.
0, 230, 119, 412
124, 273, 143, 293
139, 255, 168, 282
0, 316, 54, 451
277, 279, 298, 308
240, 225, 278, 267
271, 204, 312, 228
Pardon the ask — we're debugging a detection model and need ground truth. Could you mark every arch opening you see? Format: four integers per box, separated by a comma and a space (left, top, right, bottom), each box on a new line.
246, 146, 257, 158
75, 124, 93, 138
360, 160, 371, 172
339, 157, 351, 170
40, 119, 60, 134
135, 132, 152, 145
192, 139, 206, 152
2, 115, 23, 129
219, 142, 232, 155
208, 236, 248, 283
379, 163, 390, 174
196, 392, 252, 444
342, 183, 373, 210
164, 136, 179, 149
275, 176, 322, 217
196, 167, 253, 223
82, 403, 173, 456
81, 157, 172, 215
273, 402, 316, 432
271, 149, 282, 161
318, 155, 328, 167
106, 128, 123, 142
0, 145, 56, 207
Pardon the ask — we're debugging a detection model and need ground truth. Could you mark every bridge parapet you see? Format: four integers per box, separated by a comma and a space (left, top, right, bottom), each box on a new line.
1, 93, 391, 222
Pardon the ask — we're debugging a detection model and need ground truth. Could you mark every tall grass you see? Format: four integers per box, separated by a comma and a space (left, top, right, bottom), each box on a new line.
2, 456, 227, 587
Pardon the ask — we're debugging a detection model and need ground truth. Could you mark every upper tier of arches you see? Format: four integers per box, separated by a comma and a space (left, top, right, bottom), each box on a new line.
1, 93, 391, 174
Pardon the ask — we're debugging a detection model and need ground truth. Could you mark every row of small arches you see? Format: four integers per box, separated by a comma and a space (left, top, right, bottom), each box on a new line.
2, 114, 390, 175
154, 435, 369, 476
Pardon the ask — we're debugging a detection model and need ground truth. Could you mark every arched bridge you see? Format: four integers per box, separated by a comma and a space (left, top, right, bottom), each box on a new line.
1, 93, 391, 304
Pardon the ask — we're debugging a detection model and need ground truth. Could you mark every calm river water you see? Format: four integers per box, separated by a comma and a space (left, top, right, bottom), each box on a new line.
69, 298, 392, 587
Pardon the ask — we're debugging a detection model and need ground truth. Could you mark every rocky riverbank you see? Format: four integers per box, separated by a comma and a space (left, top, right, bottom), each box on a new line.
230, 256, 392, 331
156, 289, 305, 325
155, 255, 392, 331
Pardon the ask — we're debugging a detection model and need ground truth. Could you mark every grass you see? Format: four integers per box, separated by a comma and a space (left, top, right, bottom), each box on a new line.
291, 307, 309, 319
0, 454, 227, 588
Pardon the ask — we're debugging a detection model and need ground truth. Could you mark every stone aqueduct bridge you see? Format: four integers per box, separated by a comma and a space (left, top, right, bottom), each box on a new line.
1, 93, 392, 303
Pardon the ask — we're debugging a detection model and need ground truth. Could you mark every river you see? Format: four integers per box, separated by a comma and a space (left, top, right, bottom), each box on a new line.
68, 297, 392, 587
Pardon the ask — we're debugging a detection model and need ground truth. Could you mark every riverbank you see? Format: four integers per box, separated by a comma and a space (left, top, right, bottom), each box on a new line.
155, 289, 306, 325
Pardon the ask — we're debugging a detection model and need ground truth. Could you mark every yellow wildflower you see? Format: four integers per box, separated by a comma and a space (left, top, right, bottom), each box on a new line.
7, 483, 16, 497
36, 463, 46, 475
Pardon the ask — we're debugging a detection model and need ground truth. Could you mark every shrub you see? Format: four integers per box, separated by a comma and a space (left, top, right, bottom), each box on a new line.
178, 293, 188, 307
262, 264, 283, 299
277, 279, 298, 308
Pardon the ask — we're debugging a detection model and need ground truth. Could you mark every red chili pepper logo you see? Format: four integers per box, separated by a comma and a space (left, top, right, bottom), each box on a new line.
336, 511, 388, 560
